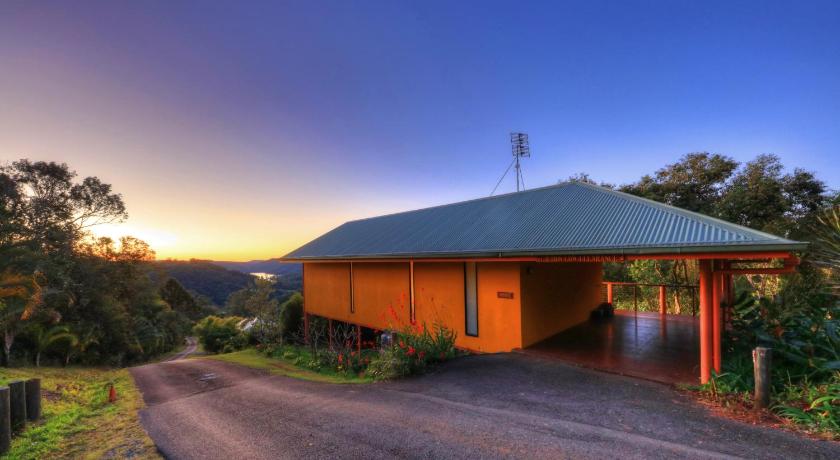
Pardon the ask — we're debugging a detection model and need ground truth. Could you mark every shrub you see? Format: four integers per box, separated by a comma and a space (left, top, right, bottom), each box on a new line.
279, 293, 303, 342
367, 322, 457, 381
193, 316, 247, 353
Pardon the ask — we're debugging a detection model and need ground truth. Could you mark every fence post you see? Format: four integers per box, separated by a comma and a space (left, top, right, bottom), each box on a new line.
7, 381, 25, 433
0, 387, 10, 455
24, 379, 40, 421
753, 347, 772, 410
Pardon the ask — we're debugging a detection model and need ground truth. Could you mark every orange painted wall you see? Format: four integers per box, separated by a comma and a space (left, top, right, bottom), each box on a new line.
413, 262, 464, 333
412, 262, 522, 352
304, 261, 522, 353
471, 262, 522, 352
303, 263, 352, 322
351, 262, 411, 328
519, 262, 602, 347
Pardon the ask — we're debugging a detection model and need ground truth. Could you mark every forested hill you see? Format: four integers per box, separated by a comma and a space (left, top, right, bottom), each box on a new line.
212, 259, 303, 303
155, 259, 303, 307
213, 259, 301, 277
155, 260, 255, 306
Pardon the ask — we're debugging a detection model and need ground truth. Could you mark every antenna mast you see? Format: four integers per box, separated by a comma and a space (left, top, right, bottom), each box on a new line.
510, 132, 530, 192
491, 132, 531, 196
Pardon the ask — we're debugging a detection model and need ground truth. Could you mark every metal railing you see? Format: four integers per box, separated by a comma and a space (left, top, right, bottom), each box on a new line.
602, 281, 699, 316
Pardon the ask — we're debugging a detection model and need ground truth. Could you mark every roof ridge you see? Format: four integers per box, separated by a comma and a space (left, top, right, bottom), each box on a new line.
570, 181, 796, 243
346, 181, 576, 224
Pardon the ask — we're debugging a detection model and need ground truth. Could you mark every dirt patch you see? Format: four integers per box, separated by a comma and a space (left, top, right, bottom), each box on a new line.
42, 389, 62, 403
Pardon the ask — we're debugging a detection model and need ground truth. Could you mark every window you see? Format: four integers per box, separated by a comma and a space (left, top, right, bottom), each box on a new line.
465, 262, 478, 336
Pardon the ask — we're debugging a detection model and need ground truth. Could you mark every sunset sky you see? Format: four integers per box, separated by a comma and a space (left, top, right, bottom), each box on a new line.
1, 1, 838, 261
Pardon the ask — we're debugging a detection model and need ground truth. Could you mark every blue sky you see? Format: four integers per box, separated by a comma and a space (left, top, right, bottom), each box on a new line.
1, 1, 838, 259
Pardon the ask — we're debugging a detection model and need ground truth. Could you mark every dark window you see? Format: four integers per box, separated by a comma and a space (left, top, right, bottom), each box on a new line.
465, 262, 478, 336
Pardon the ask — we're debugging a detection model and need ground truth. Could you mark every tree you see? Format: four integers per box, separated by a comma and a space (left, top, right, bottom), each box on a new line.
160, 278, 207, 321
811, 205, 840, 295
0, 269, 41, 366
279, 293, 304, 342
30, 324, 77, 367
225, 279, 281, 344
0, 159, 195, 365
620, 152, 738, 214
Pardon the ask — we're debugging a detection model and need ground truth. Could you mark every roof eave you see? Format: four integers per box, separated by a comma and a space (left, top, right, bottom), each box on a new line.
278, 241, 808, 262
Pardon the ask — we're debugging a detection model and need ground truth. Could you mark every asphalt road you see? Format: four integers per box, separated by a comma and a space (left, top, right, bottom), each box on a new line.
130, 354, 839, 460
164, 337, 198, 362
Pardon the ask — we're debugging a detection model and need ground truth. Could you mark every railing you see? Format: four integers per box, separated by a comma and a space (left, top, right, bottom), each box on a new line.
602, 282, 699, 316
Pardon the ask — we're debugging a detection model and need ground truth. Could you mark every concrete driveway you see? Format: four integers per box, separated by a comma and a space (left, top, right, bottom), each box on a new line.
130, 353, 839, 459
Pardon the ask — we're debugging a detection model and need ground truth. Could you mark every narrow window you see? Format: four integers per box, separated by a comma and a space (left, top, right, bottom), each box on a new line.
465, 262, 478, 337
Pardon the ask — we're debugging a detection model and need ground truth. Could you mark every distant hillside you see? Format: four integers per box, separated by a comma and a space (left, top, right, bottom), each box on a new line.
212, 259, 303, 301
212, 259, 301, 277
156, 260, 255, 306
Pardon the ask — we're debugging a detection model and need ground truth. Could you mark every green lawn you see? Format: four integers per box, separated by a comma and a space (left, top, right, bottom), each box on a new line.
0, 367, 159, 460
201, 348, 373, 384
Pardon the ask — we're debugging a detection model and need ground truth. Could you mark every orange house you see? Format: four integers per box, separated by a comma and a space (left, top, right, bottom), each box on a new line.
281, 182, 804, 383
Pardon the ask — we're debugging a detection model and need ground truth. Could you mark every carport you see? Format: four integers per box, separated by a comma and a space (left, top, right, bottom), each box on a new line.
524, 310, 700, 384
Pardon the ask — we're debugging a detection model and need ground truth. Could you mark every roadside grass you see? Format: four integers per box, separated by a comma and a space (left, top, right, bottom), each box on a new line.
201, 348, 373, 384
0, 367, 159, 460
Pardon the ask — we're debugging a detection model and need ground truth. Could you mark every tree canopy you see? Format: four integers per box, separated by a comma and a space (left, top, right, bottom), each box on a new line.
0, 160, 192, 366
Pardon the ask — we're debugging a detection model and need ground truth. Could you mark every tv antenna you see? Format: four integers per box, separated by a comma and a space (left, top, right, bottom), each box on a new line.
491, 132, 531, 195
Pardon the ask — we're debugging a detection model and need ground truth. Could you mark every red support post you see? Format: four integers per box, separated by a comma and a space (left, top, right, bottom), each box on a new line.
606, 282, 613, 304
712, 263, 723, 375
699, 260, 714, 384
659, 285, 667, 315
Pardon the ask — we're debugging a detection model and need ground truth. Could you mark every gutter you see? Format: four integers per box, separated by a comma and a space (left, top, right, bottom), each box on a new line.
278, 242, 808, 263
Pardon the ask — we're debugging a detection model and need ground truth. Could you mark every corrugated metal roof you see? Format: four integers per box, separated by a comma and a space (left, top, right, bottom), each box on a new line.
283, 182, 805, 260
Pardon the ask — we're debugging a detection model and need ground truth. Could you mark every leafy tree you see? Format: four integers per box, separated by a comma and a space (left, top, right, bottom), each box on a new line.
811, 205, 840, 295
160, 278, 208, 321
225, 279, 282, 344
0, 269, 41, 366
30, 324, 77, 367
0, 159, 195, 365
718, 155, 826, 237
278, 293, 303, 342
193, 316, 246, 353
225, 286, 254, 317
620, 152, 738, 214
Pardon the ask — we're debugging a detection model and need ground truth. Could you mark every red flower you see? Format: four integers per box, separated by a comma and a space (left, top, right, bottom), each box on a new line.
418, 351, 425, 359
399, 340, 406, 349
338, 354, 344, 364
407, 346, 416, 356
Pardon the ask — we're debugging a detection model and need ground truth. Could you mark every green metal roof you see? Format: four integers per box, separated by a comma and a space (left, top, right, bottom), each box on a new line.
283, 182, 806, 260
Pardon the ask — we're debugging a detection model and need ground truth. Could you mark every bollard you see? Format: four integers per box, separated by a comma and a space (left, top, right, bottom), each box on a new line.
108, 383, 117, 403
8, 380, 26, 432
0, 387, 10, 455
753, 347, 772, 410
25, 379, 41, 421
